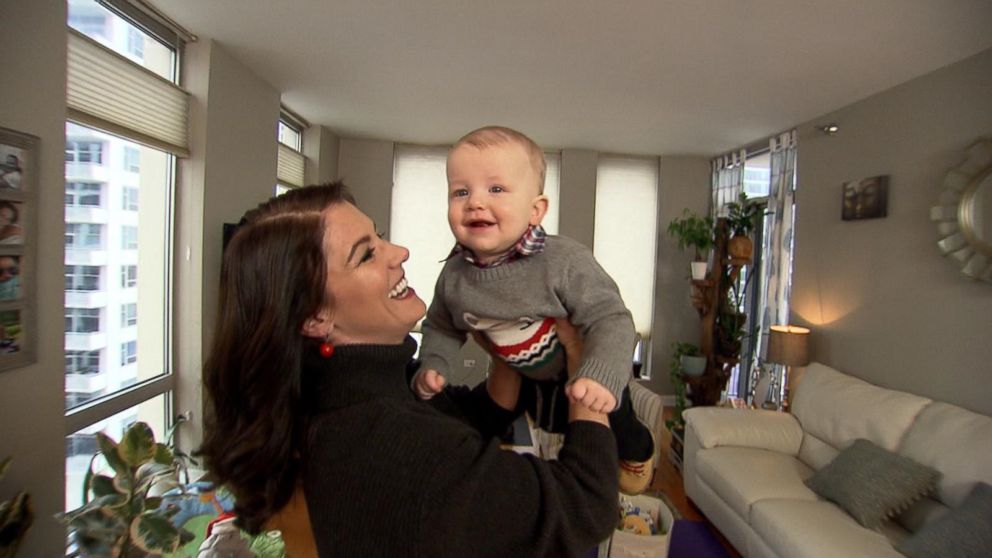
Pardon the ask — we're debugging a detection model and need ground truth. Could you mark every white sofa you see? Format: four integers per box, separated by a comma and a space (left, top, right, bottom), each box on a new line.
682, 362, 992, 558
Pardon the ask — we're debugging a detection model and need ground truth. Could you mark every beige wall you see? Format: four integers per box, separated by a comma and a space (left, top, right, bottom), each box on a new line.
790, 48, 992, 414
559, 149, 599, 247
649, 157, 713, 395
177, 39, 282, 448
337, 138, 394, 233
304, 125, 341, 184
0, 2, 67, 555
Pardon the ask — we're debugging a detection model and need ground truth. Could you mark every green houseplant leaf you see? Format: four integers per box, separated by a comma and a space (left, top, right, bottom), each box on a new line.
96, 432, 128, 478
90, 474, 119, 498
667, 209, 714, 261
119, 422, 157, 468
130, 512, 191, 554
58, 421, 192, 558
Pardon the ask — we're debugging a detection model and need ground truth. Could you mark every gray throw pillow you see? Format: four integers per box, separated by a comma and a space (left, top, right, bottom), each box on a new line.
896, 482, 992, 558
804, 438, 939, 529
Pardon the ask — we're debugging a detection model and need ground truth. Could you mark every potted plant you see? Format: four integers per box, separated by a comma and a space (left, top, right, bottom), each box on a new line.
667, 209, 714, 280
57, 422, 194, 558
665, 341, 703, 433
724, 193, 764, 262
0, 456, 33, 558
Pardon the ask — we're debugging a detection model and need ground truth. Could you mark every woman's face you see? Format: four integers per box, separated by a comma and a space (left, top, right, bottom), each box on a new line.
317, 202, 426, 345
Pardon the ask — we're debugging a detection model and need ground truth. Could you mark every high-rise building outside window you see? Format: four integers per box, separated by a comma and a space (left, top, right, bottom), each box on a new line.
64, 0, 184, 521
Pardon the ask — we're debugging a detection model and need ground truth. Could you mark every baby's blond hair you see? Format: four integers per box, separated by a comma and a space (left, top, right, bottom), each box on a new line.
452, 126, 546, 194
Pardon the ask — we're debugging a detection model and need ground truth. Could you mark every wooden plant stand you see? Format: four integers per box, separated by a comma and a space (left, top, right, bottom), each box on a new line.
685, 218, 746, 407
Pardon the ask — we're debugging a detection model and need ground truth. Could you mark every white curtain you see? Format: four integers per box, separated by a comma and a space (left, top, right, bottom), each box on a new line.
752, 130, 799, 400
711, 148, 746, 217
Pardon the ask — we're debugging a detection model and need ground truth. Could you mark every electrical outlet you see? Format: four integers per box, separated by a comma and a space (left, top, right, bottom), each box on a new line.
463, 359, 476, 368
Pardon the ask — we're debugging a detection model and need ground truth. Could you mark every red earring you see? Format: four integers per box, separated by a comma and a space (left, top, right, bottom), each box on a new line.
319, 340, 335, 359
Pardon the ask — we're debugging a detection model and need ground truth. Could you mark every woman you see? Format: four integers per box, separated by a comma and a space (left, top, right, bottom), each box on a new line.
199, 182, 618, 557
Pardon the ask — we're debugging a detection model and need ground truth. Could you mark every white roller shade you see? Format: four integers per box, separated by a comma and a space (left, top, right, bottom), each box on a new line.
391, 145, 453, 318
594, 156, 659, 335
277, 143, 305, 187
66, 28, 189, 156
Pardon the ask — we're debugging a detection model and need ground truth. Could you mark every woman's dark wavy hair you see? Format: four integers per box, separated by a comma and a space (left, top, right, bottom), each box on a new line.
199, 181, 354, 534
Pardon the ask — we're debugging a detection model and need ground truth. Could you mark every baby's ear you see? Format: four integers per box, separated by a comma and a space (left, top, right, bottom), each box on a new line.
529, 195, 549, 226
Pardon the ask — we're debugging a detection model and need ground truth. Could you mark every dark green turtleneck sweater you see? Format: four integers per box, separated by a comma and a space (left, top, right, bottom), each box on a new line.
301, 336, 618, 557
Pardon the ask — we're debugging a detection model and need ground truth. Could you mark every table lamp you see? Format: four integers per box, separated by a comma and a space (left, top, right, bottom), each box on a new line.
766, 325, 810, 410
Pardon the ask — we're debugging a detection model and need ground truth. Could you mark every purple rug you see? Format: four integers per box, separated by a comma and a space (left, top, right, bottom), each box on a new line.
669, 519, 732, 558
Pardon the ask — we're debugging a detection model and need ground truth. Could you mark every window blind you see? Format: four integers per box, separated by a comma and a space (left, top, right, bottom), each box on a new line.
66, 28, 189, 156
390, 145, 453, 317
593, 156, 659, 335
277, 143, 305, 187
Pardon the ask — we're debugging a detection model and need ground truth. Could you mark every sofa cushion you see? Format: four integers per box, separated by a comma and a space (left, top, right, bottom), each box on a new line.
791, 363, 932, 470
750, 498, 907, 558
804, 439, 939, 529
896, 482, 992, 558
898, 401, 992, 508
695, 446, 817, 521
683, 407, 803, 455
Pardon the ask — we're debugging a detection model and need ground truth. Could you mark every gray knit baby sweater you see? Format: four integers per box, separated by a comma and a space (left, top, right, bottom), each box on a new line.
419, 235, 636, 401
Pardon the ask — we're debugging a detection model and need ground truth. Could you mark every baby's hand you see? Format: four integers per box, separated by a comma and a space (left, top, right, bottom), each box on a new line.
565, 378, 617, 413
413, 368, 446, 400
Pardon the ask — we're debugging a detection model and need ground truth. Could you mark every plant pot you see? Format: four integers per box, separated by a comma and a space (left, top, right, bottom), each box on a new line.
690, 261, 708, 280
728, 235, 753, 263
680, 355, 707, 377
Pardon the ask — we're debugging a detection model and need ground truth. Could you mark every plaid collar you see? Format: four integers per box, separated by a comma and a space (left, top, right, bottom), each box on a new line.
451, 225, 547, 268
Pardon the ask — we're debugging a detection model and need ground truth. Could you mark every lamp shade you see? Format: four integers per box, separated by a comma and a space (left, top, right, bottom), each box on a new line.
767, 325, 810, 366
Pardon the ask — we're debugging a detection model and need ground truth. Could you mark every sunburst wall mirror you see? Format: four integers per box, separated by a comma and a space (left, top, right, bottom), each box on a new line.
931, 138, 992, 283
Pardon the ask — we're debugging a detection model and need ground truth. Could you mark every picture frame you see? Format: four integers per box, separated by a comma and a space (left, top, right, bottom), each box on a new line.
0, 126, 38, 372
842, 175, 889, 221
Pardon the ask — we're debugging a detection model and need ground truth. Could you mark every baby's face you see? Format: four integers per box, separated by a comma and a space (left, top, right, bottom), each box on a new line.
446, 142, 547, 264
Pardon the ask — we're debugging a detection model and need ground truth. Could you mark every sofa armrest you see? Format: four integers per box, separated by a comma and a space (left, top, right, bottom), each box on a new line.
683, 407, 803, 456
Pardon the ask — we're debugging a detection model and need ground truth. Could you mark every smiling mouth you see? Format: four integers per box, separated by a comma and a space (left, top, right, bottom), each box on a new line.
389, 276, 411, 299
467, 219, 495, 229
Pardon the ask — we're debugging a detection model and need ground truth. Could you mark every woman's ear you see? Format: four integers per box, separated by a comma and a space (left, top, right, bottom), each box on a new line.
302, 310, 334, 339
529, 195, 549, 226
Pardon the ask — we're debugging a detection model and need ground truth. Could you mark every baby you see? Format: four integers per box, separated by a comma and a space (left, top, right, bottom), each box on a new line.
412, 125, 655, 493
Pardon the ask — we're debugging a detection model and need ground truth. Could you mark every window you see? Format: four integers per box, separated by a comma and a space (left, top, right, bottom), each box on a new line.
65, 265, 101, 291
65, 308, 101, 334
276, 112, 306, 190
121, 225, 138, 250
64, 0, 185, 521
120, 341, 137, 366
65, 223, 103, 249
277, 119, 302, 150
120, 265, 137, 288
66, 350, 101, 375
123, 146, 140, 172
65, 141, 104, 164
390, 145, 561, 317
70, 13, 107, 39
593, 156, 659, 338
65, 182, 102, 207
122, 186, 139, 210
743, 152, 771, 198
121, 303, 137, 327
126, 27, 144, 58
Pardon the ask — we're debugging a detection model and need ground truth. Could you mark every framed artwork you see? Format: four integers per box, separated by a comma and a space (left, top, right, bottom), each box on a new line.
0, 126, 37, 371
842, 175, 889, 221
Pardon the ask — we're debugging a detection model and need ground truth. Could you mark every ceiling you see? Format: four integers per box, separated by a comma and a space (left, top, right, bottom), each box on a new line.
154, 0, 992, 156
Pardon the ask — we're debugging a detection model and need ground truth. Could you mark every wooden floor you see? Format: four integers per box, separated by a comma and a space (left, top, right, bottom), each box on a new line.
649, 409, 742, 558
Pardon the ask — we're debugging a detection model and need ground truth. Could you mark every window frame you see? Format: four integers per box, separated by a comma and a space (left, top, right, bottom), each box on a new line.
63, 0, 183, 444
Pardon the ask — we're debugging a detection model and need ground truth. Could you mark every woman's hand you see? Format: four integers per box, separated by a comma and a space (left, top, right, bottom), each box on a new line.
555, 318, 610, 427
473, 332, 521, 411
